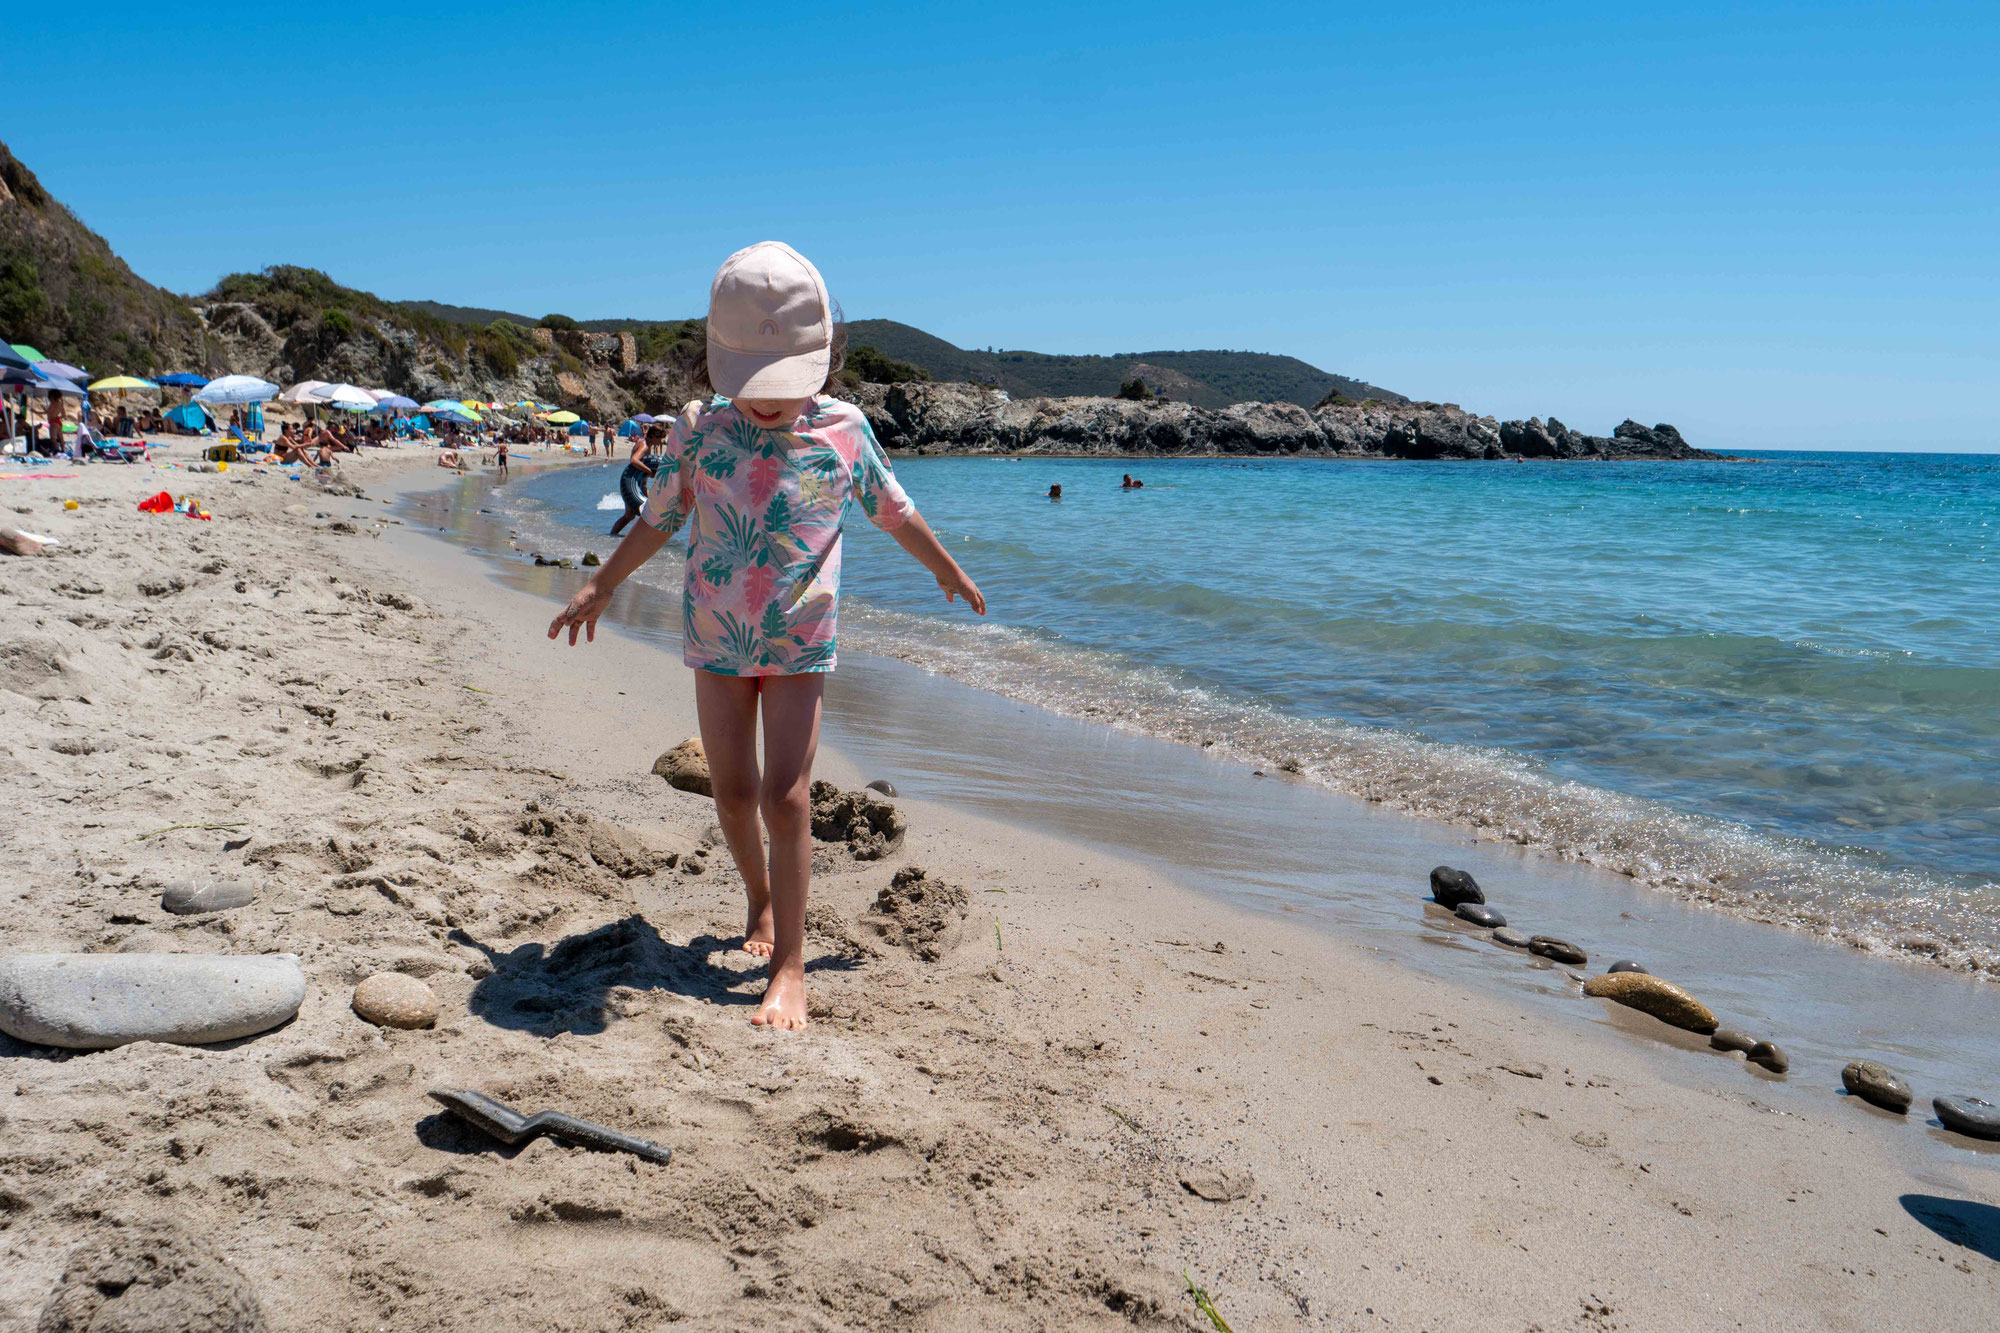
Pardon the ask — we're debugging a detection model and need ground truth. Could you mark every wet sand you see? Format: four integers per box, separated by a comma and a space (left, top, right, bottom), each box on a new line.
0, 444, 1994, 1330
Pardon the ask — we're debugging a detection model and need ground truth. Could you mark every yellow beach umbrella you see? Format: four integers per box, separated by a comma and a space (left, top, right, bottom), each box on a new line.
88, 375, 159, 392
544, 410, 580, 425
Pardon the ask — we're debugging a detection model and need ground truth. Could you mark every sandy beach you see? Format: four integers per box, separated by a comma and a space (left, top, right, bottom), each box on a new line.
1, 445, 1995, 1331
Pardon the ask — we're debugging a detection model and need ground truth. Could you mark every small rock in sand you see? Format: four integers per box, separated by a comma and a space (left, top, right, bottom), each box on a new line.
1747, 1040, 1789, 1073
1932, 1094, 2000, 1140
160, 878, 255, 916
1491, 927, 1530, 949
38, 1218, 267, 1333
1581, 972, 1717, 1034
1529, 935, 1587, 966
1607, 960, 1647, 974
651, 737, 711, 796
1455, 902, 1505, 928
581, 551, 601, 566
1178, 1167, 1255, 1203
1429, 866, 1484, 909
0, 953, 304, 1050
351, 972, 439, 1030
865, 779, 898, 798
1841, 1060, 1913, 1113
1710, 1029, 1757, 1055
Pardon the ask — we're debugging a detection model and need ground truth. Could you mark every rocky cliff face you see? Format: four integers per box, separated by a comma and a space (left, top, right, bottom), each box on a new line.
196, 301, 688, 421
851, 382, 1719, 461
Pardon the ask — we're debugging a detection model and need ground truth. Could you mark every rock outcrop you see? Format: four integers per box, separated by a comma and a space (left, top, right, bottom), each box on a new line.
852, 382, 1720, 462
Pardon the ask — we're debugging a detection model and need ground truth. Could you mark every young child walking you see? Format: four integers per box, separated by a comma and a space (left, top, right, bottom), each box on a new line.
547, 242, 985, 1030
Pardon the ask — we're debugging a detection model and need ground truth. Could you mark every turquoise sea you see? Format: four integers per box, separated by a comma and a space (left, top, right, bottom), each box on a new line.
499, 449, 1999, 973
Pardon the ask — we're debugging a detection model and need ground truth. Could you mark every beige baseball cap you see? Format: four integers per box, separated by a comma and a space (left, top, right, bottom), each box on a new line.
705, 241, 832, 399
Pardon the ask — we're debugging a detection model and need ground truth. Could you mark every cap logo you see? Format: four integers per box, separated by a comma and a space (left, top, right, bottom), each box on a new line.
758, 319, 780, 337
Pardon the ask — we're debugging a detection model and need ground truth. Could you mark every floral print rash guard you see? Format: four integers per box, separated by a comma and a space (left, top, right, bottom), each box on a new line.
641, 395, 915, 675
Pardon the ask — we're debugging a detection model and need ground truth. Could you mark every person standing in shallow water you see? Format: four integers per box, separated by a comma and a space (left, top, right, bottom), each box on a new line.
548, 242, 985, 1031
610, 422, 668, 537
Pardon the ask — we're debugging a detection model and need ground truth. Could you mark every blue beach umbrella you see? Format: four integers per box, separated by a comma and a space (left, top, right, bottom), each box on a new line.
371, 394, 419, 412
155, 372, 209, 388
0, 344, 29, 371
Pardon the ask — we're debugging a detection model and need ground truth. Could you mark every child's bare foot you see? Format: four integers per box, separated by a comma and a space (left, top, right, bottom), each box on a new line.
750, 957, 808, 1031
743, 889, 774, 958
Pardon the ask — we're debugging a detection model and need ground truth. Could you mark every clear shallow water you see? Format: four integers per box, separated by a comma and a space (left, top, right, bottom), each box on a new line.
500, 450, 2000, 974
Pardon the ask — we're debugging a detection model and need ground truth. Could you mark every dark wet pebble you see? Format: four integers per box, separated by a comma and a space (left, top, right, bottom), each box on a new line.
1455, 902, 1505, 928
1529, 935, 1586, 966
1841, 1060, 1913, 1113
1429, 866, 1484, 909
1748, 1040, 1789, 1074
1491, 927, 1530, 949
1710, 1029, 1757, 1055
1607, 960, 1647, 975
1933, 1095, 2000, 1140
865, 780, 898, 798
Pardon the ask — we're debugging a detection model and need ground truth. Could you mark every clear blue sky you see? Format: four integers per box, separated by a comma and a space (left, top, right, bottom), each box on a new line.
13, 2, 1998, 450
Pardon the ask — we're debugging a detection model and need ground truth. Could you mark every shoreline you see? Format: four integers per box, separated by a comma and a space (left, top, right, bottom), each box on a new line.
1, 444, 1995, 1329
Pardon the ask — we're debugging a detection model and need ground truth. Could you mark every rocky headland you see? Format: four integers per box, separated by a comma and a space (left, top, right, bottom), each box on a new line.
851, 381, 1721, 461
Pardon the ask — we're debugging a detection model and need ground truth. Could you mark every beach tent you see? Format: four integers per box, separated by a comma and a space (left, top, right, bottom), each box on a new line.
617, 419, 640, 438
568, 421, 589, 436
165, 402, 213, 432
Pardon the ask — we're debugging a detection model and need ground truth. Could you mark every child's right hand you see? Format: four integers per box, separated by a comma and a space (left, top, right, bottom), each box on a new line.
548, 580, 613, 645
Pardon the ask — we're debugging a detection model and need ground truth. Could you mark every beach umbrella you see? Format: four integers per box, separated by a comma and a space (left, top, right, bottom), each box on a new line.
10, 344, 47, 363
631, 413, 656, 424
35, 359, 87, 382
430, 407, 475, 424
371, 394, 419, 412
418, 399, 462, 412
544, 409, 580, 425
314, 383, 377, 410
28, 372, 87, 396
88, 375, 158, 393
193, 374, 279, 405
0, 344, 29, 371
155, 372, 208, 388
278, 380, 331, 404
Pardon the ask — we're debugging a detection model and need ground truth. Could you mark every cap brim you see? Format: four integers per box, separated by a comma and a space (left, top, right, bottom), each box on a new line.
708, 342, 830, 400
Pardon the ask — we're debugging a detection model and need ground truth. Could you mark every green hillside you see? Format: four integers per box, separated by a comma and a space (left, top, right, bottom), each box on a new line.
0, 138, 214, 373
845, 319, 1403, 408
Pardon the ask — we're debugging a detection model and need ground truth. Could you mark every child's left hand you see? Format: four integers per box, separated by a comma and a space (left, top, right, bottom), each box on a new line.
939, 567, 986, 615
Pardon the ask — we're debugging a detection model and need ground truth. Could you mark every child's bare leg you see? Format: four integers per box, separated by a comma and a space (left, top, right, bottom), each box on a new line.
750, 674, 823, 1031
694, 672, 772, 956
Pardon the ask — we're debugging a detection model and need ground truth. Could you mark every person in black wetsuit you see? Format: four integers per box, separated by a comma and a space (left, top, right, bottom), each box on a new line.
610, 421, 671, 537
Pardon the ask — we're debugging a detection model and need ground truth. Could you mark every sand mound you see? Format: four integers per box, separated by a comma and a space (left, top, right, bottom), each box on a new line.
867, 864, 968, 961
38, 1219, 267, 1333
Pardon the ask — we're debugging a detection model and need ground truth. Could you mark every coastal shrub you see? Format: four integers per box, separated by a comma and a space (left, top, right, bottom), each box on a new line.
538, 313, 579, 331
1315, 388, 1357, 410
847, 343, 932, 384
1117, 376, 1152, 401
0, 251, 50, 331
319, 308, 354, 340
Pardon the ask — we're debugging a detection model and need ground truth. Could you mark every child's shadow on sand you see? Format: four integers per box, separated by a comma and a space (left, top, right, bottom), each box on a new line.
450, 915, 859, 1037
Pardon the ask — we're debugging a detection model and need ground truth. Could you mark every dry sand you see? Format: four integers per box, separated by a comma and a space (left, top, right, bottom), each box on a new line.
0, 444, 1995, 1331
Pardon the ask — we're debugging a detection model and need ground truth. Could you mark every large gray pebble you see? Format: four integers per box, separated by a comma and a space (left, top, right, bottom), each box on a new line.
1841, 1060, 1913, 1113
1933, 1095, 2000, 1140
0, 953, 304, 1049
161, 879, 255, 916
